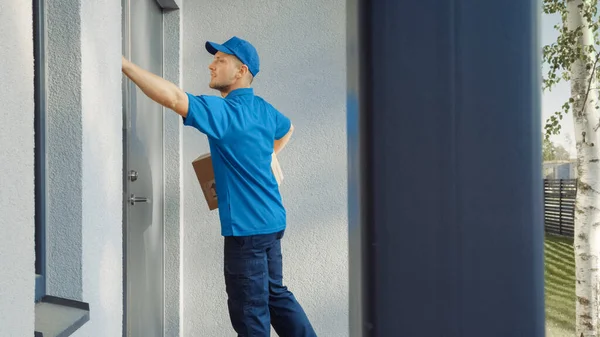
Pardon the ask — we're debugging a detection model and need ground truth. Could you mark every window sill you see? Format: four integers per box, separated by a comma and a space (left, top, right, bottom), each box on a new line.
34, 296, 89, 337
156, 0, 180, 9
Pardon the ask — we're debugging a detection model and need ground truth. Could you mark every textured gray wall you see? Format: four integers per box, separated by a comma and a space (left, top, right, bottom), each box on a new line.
163, 7, 183, 337
0, 1, 35, 335
181, 1, 348, 336
32, 0, 123, 334
45, 0, 84, 300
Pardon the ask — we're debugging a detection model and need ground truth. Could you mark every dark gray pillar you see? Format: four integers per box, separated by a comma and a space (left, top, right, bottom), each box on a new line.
346, 1, 545, 336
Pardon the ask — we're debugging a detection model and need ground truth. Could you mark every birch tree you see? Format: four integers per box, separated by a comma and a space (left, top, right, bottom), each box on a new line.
543, 0, 600, 335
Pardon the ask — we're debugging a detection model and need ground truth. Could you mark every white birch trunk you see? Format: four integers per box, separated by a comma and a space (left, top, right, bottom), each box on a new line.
567, 1, 600, 336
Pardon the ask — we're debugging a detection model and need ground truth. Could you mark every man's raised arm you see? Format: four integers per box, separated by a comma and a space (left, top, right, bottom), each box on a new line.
122, 56, 189, 117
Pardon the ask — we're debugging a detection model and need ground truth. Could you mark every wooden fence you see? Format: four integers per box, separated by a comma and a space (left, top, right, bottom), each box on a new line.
544, 179, 577, 237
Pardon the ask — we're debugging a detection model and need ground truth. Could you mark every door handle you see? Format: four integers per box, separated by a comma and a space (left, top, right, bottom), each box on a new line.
129, 194, 150, 205
128, 170, 139, 182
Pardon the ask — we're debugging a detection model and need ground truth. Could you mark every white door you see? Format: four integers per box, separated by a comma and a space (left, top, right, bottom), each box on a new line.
122, 0, 165, 335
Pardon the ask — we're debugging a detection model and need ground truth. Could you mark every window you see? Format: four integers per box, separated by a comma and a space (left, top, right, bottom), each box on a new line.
33, 0, 47, 303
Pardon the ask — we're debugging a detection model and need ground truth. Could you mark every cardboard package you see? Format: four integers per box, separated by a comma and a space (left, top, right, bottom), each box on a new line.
192, 153, 283, 210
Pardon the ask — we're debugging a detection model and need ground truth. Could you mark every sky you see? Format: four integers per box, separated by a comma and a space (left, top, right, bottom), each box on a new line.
541, 12, 576, 157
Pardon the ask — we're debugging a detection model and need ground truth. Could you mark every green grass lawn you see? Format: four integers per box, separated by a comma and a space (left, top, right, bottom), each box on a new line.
545, 234, 575, 337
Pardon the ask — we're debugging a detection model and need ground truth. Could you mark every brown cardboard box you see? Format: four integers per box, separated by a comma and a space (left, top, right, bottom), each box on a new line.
270, 153, 284, 185
192, 153, 283, 211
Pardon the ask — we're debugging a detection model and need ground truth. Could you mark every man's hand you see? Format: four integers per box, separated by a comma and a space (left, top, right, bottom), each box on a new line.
121, 55, 189, 117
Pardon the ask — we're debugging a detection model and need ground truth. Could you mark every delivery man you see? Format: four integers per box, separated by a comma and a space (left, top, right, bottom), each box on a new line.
121, 36, 317, 336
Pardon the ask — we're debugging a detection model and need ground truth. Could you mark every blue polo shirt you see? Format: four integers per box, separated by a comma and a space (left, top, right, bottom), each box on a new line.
182, 88, 291, 236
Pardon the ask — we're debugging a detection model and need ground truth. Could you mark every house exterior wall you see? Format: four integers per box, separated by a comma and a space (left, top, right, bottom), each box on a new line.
0, 0, 124, 336
45, 0, 84, 301
163, 7, 184, 337
73, 0, 123, 335
1, 0, 346, 336
180, 1, 348, 336
0, 2, 36, 336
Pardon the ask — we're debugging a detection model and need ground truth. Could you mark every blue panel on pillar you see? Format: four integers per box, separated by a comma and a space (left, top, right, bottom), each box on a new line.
347, 0, 544, 336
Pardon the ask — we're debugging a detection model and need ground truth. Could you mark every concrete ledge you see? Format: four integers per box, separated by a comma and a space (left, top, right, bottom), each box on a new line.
34, 296, 89, 337
156, 0, 180, 10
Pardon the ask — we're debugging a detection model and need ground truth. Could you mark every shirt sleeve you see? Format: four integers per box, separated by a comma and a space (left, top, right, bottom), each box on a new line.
274, 108, 291, 140
182, 92, 230, 140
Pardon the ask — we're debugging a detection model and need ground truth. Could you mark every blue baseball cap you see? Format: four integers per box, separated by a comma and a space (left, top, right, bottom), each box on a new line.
205, 36, 260, 76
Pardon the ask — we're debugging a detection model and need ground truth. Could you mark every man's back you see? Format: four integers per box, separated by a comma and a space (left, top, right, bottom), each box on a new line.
183, 88, 292, 236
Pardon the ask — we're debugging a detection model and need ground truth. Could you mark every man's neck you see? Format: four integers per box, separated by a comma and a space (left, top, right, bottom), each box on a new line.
220, 84, 251, 98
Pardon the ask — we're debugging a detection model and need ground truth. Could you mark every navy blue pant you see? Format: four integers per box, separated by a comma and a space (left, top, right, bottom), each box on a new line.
224, 230, 317, 337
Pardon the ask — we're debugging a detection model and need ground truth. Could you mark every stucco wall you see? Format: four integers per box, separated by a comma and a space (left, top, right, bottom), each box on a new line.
181, 1, 348, 336
73, 0, 123, 335
45, 0, 83, 301
27, 0, 123, 335
164, 7, 183, 337
0, 1, 35, 336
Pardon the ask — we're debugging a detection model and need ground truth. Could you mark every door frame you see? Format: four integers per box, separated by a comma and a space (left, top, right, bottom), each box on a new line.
121, 1, 132, 335
121, 0, 170, 335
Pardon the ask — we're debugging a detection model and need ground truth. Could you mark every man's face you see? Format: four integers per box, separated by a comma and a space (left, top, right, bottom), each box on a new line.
208, 51, 241, 91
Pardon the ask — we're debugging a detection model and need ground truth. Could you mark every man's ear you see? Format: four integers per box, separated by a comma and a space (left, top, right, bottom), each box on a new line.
240, 64, 249, 77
